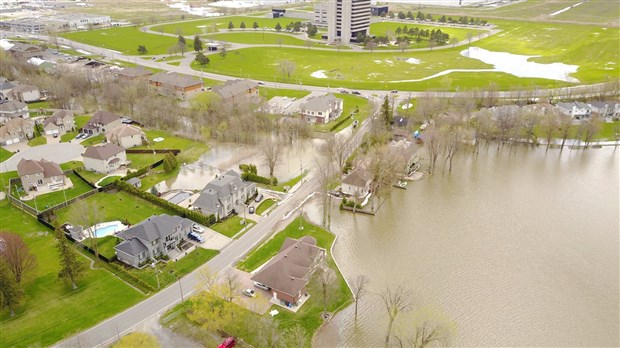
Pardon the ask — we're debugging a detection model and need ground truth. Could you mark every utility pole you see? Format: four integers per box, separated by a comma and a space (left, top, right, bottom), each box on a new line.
178, 277, 184, 301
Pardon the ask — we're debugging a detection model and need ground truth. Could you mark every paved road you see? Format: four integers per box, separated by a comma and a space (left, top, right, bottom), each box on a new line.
56, 175, 320, 347
1, 143, 84, 172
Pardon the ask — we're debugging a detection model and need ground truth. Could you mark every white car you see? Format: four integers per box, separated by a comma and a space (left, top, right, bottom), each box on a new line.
242, 288, 255, 297
253, 281, 270, 291
192, 224, 204, 234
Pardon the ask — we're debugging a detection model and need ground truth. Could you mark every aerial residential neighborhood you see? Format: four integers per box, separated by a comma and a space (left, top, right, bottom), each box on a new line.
0, 0, 618, 347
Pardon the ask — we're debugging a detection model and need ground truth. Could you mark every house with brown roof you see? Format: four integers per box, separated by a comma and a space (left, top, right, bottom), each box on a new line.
0, 100, 29, 123
212, 79, 259, 105
105, 124, 145, 148
0, 117, 35, 145
251, 236, 326, 308
147, 72, 203, 100
341, 168, 372, 197
300, 94, 343, 124
8, 43, 44, 60
43, 110, 75, 136
9, 84, 40, 103
81, 110, 122, 136
83, 143, 127, 173
116, 66, 153, 81
17, 158, 66, 192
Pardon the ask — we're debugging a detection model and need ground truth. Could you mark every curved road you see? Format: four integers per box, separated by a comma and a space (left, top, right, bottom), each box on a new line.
0, 143, 85, 172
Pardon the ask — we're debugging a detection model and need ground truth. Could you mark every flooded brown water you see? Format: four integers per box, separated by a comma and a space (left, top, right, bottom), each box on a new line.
308, 145, 619, 347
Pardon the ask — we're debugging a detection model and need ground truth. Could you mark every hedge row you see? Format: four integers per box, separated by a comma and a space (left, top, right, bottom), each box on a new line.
330, 115, 351, 132
108, 262, 157, 293
241, 172, 277, 186
123, 167, 148, 181
114, 180, 216, 226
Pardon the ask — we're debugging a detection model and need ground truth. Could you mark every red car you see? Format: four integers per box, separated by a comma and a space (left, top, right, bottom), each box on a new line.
218, 337, 236, 348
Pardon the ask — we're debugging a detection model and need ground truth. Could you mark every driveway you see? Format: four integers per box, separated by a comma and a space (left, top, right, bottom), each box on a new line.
0, 142, 85, 172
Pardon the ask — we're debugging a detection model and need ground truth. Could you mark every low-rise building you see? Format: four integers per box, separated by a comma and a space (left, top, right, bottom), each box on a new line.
251, 236, 326, 308
0, 18, 46, 33
82, 110, 122, 135
9, 84, 40, 103
8, 43, 45, 60
556, 102, 591, 119
17, 158, 66, 192
192, 170, 256, 221
45, 13, 111, 30
115, 214, 193, 268
0, 100, 29, 123
116, 66, 153, 81
300, 94, 343, 124
83, 143, 127, 173
341, 168, 372, 197
105, 124, 145, 149
212, 79, 259, 105
0, 117, 35, 145
43, 110, 75, 136
148, 72, 203, 100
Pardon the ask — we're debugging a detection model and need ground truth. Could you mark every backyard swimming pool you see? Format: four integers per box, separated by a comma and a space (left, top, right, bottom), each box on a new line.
88, 221, 127, 238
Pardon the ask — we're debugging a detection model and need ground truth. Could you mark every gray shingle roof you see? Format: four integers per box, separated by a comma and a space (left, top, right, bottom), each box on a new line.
149, 72, 202, 88
212, 79, 258, 99
115, 238, 148, 257
43, 110, 74, 127
83, 143, 125, 160
0, 100, 27, 112
301, 94, 340, 112
193, 170, 253, 214
116, 214, 192, 246
117, 66, 153, 78
88, 110, 121, 126
342, 168, 371, 187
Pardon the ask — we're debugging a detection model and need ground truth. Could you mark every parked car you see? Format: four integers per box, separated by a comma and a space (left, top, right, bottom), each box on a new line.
253, 281, 270, 291
188, 232, 205, 243
242, 288, 255, 297
391, 90, 399, 94
352, 90, 361, 95
255, 194, 263, 202
218, 337, 236, 348
257, 81, 265, 85
249, 206, 255, 214
192, 224, 204, 234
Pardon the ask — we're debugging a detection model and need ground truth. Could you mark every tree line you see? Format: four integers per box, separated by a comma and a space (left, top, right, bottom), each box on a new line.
385, 10, 488, 26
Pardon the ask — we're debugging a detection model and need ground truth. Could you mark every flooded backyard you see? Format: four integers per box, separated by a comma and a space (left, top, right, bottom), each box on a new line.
308, 145, 619, 346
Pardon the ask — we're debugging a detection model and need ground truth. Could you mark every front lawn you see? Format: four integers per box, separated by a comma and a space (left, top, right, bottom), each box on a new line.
14, 173, 95, 210
210, 215, 255, 238
255, 198, 276, 215
27, 136, 47, 146
74, 168, 107, 185
97, 175, 123, 187
136, 130, 209, 163
0, 147, 13, 162
54, 190, 175, 226
267, 171, 307, 192
259, 87, 311, 100
314, 93, 370, 132
81, 134, 105, 146
0, 200, 144, 347
27, 100, 51, 110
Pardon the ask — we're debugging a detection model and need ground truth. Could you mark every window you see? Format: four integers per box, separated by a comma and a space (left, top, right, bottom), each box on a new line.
37, 179, 43, 185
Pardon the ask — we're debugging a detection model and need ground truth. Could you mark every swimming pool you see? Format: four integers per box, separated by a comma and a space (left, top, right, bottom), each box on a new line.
88, 221, 127, 238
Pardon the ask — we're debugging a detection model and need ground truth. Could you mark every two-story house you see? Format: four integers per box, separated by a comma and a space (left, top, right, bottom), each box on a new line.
114, 214, 193, 268
83, 143, 127, 173
251, 236, 326, 308
212, 79, 259, 105
0, 100, 29, 123
341, 168, 372, 198
81, 110, 122, 136
105, 124, 145, 149
17, 158, 67, 192
300, 94, 343, 124
192, 170, 256, 220
9, 84, 40, 103
556, 102, 591, 119
0, 117, 35, 145
43, 110, 75, 136
147, 72, 203, 100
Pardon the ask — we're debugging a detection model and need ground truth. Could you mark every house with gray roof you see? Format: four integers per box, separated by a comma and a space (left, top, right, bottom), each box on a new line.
83, 143, 127, 173
147, 72, 203, 100
0, 117, 34, 145
17, 158, 66, 192
9, 84, 40, 103
556, 102, 591, 119
251, 236, 325, 307
8, 43, 44, 60
192, 170, 256, 220
341, 168, 372, 197
0, 81, 16, 101
212, 79, 259, 105
82, 110, 122, 135
43, 110, 75, 136
115, 214, 193, 268
300, 94, 343, 124
116, 66, 153, 81
0, 100, 28, 123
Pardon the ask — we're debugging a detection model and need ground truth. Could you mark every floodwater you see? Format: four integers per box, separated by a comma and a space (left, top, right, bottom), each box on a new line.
309, 145, 619, 347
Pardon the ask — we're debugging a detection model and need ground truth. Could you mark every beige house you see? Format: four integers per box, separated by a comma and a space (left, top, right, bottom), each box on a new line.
17, 159, 66, 192
212, 79, 259, 105
0, 100, 29, 123
116, 66, 153, 81
43, 110, 75, 136
82, 110, 122, 136
9, 85, 40, 103
147, 72, 203, 100
0, 117, 35, 145
83, 143, 127, 173
300, 94, 343, 124
341, 168, 372, 197
105, 124, 145, 149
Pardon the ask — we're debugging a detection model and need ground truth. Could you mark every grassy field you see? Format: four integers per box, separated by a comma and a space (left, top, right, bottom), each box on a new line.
552, 0, 620, 24
13, 173, 95, 210
54, 190, 174, 226
136, 129, 209, 163
205, 32, 322, 48
97, 175, 123, 187
151, 15, 306, 36
0, 147, 13, 162
209, 215, 255, 238
75, 168, 107, 185
255, 198, 276, 215
60, 115, 91, 143
62, 26, 194, 56
84, 235, 120, 259
259, 87, 311, 100
369, 21, 486, 47
0, 200, 144, 347
127, 153, 166, 170
81, 134, 106, 146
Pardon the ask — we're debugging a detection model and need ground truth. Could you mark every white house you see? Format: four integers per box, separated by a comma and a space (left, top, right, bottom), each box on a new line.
105, 124, 145, 149
300, 94, 343, 124
83, 143, 127, 173
341, 168, 372, 197
556, 102, 591, 119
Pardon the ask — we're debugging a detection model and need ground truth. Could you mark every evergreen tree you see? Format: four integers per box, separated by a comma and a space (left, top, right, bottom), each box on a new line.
0, 260, 23, 317
178, 35, 186, 45
240, 21, 246, 30
274, 22, 282, 31
55, 227, 85, 290
195, 51, 210, 65
228, 21, 234, 29
253, 21, 259, 30
137, 45, 147, 54
381, 95, 392, 127
193, 35, 203, 51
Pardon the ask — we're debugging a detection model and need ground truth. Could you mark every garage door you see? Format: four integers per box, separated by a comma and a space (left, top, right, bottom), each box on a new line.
5, 137, 19, 145
45, 130, 58, 136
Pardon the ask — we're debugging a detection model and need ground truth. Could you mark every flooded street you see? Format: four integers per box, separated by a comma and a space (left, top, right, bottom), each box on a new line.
308, 145, 619, 346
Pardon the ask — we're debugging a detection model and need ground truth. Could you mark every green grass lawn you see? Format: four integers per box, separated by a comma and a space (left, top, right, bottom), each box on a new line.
127, 153, 166, 170
206, 31, 322, 48
54, 190, 175, 226
60, 115, 90, 143
0, 200, 144, 347
151, 15, 306, 36
210, 215, 255, 238
0, 147, 13, 162
13, 173, 95, 211
27, 136, 47, 146
84, 235, 120, 259
62, 26, 194, 56
255, 198, 276, 215
369, 21, 486, 48
75, 168, 106, 185
552, 0, 620, 24
27, 100, 51, 110
533, 120, 620, 141
259, 87, 311, 100
136, 129, 209, 163
138, 166, 179, 191
81, 134, 106, 146
126, 248, 219, 290
167, 61, 181, 66
267, 171, 307, 192
97, 175, 123, 187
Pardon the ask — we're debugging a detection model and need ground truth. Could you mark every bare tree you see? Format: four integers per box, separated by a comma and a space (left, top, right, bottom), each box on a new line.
368, 146, 407, 211
277, 59, 296, 80
351, 274, 369, 319
314, 156, 337, 228
423, 124, 443, 174
315, 259, 337, 315
439, 117, 463, 173
495, 107, 519, 147
380, 284, 413, 347
259, 137, 283, 177
365, 40, 377, 52
579, 115, 602, 148
211, 269, 241, 302
540, 110, 559, 151
558, 112, 574, 150
70, 200, 104, 262
393, 316, 452, 348
0, 232, 37, 284
323, 134, 352, 174
283, 324, 308, 348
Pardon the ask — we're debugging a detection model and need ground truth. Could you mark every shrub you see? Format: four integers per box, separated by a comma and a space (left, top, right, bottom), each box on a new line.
239, 163, 257, 174
241, 172, 271, 185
